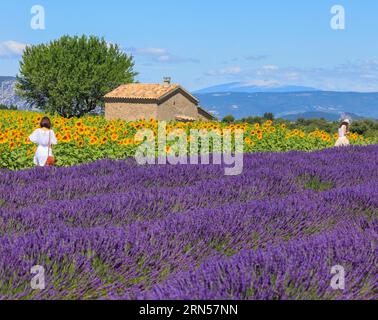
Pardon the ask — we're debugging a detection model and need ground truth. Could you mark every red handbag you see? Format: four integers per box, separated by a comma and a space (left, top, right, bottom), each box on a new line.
45, 130, 55, 166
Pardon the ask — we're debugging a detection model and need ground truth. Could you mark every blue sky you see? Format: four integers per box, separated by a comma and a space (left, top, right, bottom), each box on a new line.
1, 0, 378, 91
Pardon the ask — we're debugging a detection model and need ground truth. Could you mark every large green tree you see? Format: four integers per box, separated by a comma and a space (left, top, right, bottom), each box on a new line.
17, 35, 137, 117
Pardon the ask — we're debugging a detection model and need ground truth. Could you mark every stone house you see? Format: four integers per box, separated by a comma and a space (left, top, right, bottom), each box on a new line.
104, 78, 215, 122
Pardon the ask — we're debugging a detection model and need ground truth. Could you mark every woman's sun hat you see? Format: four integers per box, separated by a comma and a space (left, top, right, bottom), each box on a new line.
343, 119, 351, 124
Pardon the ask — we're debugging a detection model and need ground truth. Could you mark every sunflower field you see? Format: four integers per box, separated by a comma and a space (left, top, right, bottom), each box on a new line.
0, 110, 371, 170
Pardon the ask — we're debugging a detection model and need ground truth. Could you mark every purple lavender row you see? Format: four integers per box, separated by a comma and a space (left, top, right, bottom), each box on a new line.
139, 226, 377, 300
1, 145, 377, 211
0, 145, 376, 299
0, 180, 376, 299
0, 171, 299, 235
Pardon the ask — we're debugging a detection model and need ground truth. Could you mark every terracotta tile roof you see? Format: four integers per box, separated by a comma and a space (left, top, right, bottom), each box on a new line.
104, 83, 181, 100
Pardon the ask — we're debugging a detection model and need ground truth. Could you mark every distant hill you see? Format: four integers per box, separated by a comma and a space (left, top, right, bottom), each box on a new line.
0, 76, 16, 82
0, 76, 27, 108
282, 111, 366, 122
194, 91, 378, 120
194, 82, 319, 94
2, 76, 378, 121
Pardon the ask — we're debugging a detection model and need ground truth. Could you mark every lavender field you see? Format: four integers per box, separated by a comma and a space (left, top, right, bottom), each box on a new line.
0, 145, 377, 300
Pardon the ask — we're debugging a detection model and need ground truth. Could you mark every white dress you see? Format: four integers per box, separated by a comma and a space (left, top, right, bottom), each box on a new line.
335, 125, 350, 147
29, 129, 58, 166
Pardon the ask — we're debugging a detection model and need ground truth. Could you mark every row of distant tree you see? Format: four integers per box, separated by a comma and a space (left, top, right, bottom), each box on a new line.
222, 113, 378, 138
222, 113, 275, 124
0, 104, 17, 110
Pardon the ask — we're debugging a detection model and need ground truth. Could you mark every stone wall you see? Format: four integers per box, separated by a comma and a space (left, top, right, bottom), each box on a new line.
157, 93, 199, 121
105, 102, 158, 121
105, 92, 214, 122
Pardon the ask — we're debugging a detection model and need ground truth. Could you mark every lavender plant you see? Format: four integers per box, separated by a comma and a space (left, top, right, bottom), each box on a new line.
0, 145, 377, 299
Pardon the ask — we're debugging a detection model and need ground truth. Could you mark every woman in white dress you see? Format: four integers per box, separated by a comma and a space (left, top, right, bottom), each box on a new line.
29, 117, 58, 166
335, 119, 350, 147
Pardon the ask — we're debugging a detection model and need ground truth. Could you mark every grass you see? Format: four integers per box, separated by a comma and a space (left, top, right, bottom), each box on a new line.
298, 175, 334, 192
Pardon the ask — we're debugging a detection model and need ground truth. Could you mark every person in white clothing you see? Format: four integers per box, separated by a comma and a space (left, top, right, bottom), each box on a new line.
335, 119, 350, 147
29, 117, 58, 166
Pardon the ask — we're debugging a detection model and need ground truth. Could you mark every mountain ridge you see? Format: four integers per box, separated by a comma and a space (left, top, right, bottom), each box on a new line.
194, 91, 378, 120
282, 111, 366, 122
0, 76, 26, 107
194, 82, 320, 94
2, 77, 378, 120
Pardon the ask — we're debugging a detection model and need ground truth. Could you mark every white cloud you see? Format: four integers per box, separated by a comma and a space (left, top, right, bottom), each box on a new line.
284, 72, 300, 81
256, 65, 279, 76
0, 41, 27, 59
261, 65, 279, 71
222, 55, 268, 65
124, 46, 199, 64
203, 59, 378, 92
157, 54, 199, 64
206, 66, 242, 76
126, 47, 167, 56
239, 80, 280, 87
245, 54, 268, 61
282, 60, 378, 91
208, 110, 220, 116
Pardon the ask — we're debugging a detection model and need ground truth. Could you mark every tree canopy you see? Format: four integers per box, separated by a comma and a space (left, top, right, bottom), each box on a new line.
17, 35, 137, 118
222, 115, 235, 123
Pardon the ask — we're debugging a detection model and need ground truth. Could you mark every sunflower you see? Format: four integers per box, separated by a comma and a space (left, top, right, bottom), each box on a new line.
89, 136, 99, 145
77, 127, 85, 134
121, 138, 133, 146
62, 133, 72, 143
56, 132, 63, 141
245, 137, 252, 144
